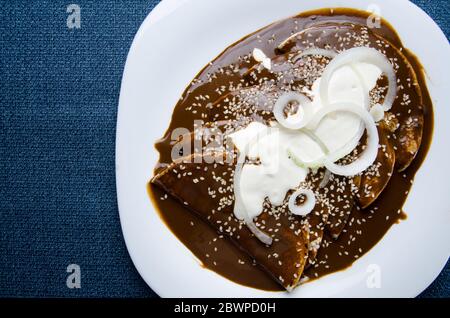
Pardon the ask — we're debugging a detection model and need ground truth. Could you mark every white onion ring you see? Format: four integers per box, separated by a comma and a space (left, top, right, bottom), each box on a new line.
234, 137, 273, 245
273, 92, 313, 130
287, 129, 330, 169
349, 64, 370, 110
325, 120, 366, 164
252, 48, 271, 70
288, 188, 316, 216
370, 103, 385, 122
287, 148, 324, 169
320, 47, 397, 111
300, 128, 330, 155
293, 49, 370, 110
307, 102, 379, 176
319, 169, 332, 188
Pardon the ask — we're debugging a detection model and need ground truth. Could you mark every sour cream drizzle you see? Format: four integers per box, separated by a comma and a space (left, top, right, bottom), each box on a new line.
230, 50, 386, 225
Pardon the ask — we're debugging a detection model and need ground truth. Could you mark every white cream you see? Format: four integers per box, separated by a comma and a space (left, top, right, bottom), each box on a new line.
311, 63, 381, 156
253, 48, 272, 70
230, 62, 382, 220
370, 103, 385, 122
230, 122, 318, 219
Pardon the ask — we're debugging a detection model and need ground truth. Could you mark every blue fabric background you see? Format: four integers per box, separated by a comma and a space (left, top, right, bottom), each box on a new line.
0, 0, 448, 298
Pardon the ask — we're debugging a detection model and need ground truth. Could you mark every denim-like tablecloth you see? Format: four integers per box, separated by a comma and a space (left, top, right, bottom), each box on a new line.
0, 0, 448, 298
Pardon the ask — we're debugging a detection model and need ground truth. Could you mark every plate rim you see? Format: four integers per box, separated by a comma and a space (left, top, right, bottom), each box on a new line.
116, 0, 450, 298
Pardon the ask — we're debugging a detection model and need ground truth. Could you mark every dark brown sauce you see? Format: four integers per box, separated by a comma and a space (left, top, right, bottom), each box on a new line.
148, 8, 433, 291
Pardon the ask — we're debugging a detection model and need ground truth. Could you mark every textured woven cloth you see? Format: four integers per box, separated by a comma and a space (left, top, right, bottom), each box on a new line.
0, 0, 448, 298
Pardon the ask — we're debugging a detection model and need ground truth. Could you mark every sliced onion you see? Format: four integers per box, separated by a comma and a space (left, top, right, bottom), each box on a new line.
287, 148, 324, 169
252, 48, 267, 62
262, 58, 272, 70
325, 120, 366, 164
370, 103, 385, 122
293, 48, 337, 63
300, 128, 330, 156
252, 48, 272, 70
307, 102, 379, 176
319, 169, 332, 188
273, 92, 313, 130
287, 129, 330, 169
320, 47, 397, 111
294, 48, 370, 110
244, 217, 273, 245
289, 125, 365, 172
288, 188, 316, 216
233, 138, 273, 245
349, 64, 370, 110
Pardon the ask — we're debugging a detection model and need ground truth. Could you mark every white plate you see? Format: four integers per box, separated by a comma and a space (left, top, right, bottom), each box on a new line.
116, 0, 450, 297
